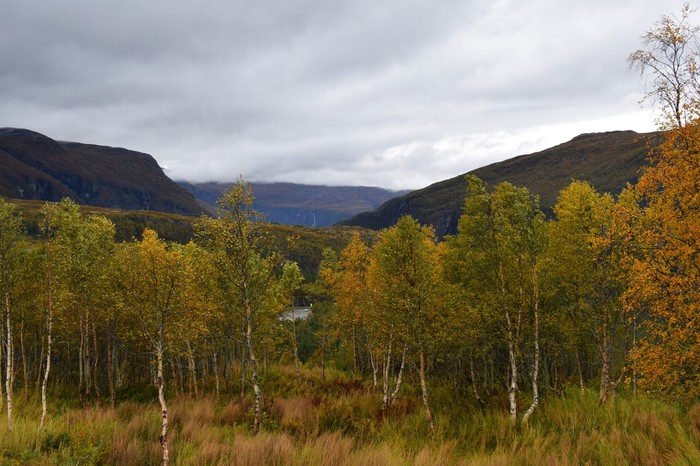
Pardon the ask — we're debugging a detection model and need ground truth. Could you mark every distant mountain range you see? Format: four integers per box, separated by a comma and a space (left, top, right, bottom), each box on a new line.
339, 130, 660, 238
0, 128, 407, 227
0, 128, 204, 216
0, 128, 661, 237
179, 181, 409, 227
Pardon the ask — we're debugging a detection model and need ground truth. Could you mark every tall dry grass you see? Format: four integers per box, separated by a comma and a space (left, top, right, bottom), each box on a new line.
0, 368, 699, 465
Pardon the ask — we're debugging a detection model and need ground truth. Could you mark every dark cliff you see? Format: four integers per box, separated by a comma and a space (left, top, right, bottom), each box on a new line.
0, 128, 204, 216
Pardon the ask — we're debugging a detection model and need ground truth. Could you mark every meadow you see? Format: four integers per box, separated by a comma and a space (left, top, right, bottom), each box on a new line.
2, 366, 699, 465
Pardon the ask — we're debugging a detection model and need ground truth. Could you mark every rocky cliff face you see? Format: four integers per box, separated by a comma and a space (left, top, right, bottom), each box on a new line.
0, 128, 204, 216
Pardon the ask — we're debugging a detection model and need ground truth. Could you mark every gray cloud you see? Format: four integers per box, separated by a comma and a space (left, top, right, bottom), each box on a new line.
0, 0, 680, 189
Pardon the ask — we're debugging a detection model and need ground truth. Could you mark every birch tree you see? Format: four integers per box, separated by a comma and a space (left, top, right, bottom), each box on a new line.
549, 181, 628, 405
0, 200, 24, 431
449, 176, 546, 422
628, 3, 700, 129
196, 178, 283, 435
370, 215, 444, 432
614, 122, 700, 403
50, 200, 114, 406
114, 229, 183, 465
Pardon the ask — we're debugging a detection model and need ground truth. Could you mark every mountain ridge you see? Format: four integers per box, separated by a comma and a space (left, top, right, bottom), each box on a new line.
178, 181, 409, 227
0, 128, 204, 216
0, 128, 661, 235
339, 130, 661, 238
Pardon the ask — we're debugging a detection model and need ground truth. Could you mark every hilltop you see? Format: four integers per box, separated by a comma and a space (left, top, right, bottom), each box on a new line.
339, 130, 660, 237
0, 128, 204, 216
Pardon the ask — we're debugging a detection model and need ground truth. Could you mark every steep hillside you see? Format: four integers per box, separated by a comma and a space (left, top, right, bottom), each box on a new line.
179, 181, 408, 227
0, 128, 204, 216
340, 130, 661, 238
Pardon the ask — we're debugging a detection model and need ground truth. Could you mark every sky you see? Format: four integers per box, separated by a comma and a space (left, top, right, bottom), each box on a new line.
0, 0, 684, 190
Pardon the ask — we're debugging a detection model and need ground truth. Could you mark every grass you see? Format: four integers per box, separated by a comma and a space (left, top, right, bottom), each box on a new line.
0, 367, 698, 465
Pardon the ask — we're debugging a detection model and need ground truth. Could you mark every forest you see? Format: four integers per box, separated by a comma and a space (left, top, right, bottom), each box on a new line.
2, 6, 700, 466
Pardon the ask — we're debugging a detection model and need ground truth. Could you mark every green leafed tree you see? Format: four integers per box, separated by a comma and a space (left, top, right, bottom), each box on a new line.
196, 178, 285, 435
548, 181, 628, 405
447, 176, 546, 422
368, 215, 445, 432
114, 229, 184, 465
46, 200, 115, 407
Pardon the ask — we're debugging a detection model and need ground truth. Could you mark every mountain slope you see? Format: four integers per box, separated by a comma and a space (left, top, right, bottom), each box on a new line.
340, 130, 660, 238
179, 181, 409, 227
0, 128, 204, 216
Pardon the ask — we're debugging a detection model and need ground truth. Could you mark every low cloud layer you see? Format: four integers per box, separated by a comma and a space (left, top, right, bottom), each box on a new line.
0, 0, 677, 189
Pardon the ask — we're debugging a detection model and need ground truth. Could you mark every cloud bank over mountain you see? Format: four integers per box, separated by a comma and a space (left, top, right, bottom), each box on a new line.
0, 0, 676, 189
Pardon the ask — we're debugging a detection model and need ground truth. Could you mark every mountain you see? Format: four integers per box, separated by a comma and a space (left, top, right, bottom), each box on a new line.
0, 128, 204, 216
339, 130, 661, 238
179, 181, 409, 227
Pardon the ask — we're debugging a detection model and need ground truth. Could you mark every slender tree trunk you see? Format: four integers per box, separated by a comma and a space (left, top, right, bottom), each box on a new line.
352, 329, 358, 373
156, 343, 169, 466
83, 316, 91, 402
381, 341, 392, 411
212, 348, 220, 398
78, 316, 84, 406
599, 350, 611, 405
599, 317, 611, 406
40, 257, 53, 429
522, 266, 540, 422
419, 347, 435, 433
169, 358, 178, 398
389, 342, 407, 406
36, 341, 44, 391
5, 293, 14, 431
175, 358, 184, 395
92, 321, 102, 406
186, 340, 198, 397
107, 325, 115, 408
575, 349, 585, 394
246, 308, 262, 435
201, 356, 206, 394
469, 356, 485, 406
369, 348, 378, 389
500, 264, 518, 423
522, 268, 540, 423
20, 315, 27, 392
505, 309, 518, 423
291, 311, 301, 380
239, 343, 246, 400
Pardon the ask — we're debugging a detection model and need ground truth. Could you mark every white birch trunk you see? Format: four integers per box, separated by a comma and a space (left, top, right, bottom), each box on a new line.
522, 266, 540, 423
469, 357, 485, 406
369, 348, 378, 389
246, 301, 262, 435
212, 349, 220, 398
156, 343, 169, 465
5, 293, 13, 431
381, 341, 392, 411
186, 340, 198, 397
419, 347, 435, 433
389, 342, 407, 406
40, 255, 54, 429
505, 307, 518, 423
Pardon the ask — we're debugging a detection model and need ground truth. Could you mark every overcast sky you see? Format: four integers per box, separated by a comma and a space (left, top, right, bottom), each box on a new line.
0, 0, 683, 190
